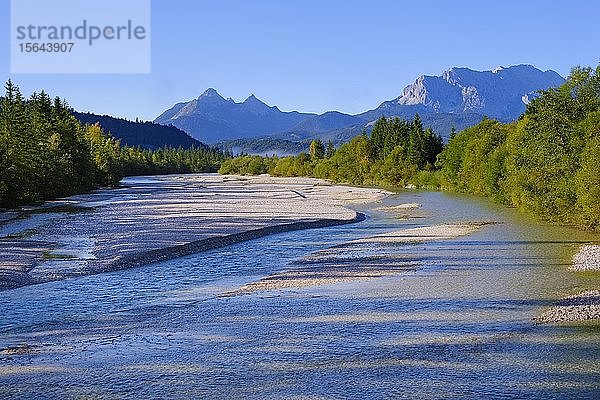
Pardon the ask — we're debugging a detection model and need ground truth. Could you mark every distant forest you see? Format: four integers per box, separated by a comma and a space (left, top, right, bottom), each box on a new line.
0, 81, 227, 208
73, 112, 202, 149
220, 65, 600, 230
218, 137, 312, 157
219, 115, 444, 187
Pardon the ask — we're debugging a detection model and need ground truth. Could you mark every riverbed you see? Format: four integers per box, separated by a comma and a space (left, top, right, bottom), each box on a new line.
1, 177, 599, 399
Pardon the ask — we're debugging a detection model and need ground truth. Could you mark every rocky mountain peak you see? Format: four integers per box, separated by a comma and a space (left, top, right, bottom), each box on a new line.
198, 88, 222, 99
243, 94, 262, 104
155, 64, 566, 144
392, 65, 564, 120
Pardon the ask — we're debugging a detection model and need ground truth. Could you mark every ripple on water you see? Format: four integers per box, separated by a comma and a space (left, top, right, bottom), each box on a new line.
0, 190, 599, 399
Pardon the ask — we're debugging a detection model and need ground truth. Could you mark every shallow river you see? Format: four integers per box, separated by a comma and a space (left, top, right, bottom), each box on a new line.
1, 189, 599, 399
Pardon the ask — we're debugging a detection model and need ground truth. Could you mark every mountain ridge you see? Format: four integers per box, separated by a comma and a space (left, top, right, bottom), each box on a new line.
155, 88, 313, 143
154, 65, 565, 149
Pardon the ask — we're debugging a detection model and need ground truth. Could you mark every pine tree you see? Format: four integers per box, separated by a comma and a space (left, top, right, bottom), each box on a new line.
309, 139, 325, 160
325, 140, 336, 158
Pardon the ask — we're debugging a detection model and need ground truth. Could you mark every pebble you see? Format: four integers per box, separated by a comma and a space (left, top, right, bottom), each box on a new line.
537, 290, 600, 323
571, 244, 600, 271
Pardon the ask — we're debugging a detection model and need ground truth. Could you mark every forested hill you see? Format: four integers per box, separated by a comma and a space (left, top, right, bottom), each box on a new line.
0, 81, 228, 208
73, 112, 203, 149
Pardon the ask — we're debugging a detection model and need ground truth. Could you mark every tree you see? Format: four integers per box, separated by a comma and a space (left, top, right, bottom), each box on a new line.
0, 81, 229, 208
0, 80, 32, 206
309, 139, 325, 160
325, 140, 336, 158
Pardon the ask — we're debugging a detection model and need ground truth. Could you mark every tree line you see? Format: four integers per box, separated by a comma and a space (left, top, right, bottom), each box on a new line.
219, 114, 443, 186
437, 65, 600, 230
219, 65, 600, 231
219, 114, 444, 188
0, 80, 227, 208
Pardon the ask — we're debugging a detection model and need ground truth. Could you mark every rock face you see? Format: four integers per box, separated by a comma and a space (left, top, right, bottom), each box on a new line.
359, 65, 565, 122
155, 65, 565, 145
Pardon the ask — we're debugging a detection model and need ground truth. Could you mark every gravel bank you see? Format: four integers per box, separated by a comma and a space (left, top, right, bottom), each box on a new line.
225, 222, 486, 295
537, 243, 600, 323
349, 223, 485, 244
571, 244, 600, 271
0, 174, 389, 290
537, 290, 600, 323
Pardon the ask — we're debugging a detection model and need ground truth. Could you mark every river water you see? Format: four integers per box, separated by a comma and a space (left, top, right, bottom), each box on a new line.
1, 189, 599, 399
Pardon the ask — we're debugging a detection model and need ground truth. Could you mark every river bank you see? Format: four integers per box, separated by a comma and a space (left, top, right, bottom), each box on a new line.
1, 172, 598, 326
224, 222, 488, 296
0, 174, 389, 290
537, 244, 600, 323
1, 188, 599, 399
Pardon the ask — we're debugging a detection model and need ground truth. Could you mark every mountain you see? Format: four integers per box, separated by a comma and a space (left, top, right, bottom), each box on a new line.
219, 137, 311, 157
73, 112, 205, 149
154, 89, 314, 143
358, 64, 565, 123
287, 111, 367, 134
155, 65, 565, 151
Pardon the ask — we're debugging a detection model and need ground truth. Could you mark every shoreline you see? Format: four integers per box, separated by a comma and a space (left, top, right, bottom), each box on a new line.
0, 174, 387, 291
537, 243, 600, 323
571, 244, 600, 271
2, 173, 598, 325
537, 290, 600, 324
223, 222, 488, 296
106, 212, 367, 275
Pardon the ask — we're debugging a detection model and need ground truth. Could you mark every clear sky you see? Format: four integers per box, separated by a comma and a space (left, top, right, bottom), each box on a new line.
1, 0, 599, 120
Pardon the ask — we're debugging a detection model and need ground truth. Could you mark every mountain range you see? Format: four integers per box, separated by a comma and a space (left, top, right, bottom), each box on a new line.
155, 90, 312, 143
155, 65, 565, 153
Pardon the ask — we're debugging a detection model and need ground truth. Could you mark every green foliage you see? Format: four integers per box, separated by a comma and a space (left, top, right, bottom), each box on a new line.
220, 114, 445, 188
438, 119, 510, 200
411, 170, 441, 190
119, 145, 225, 177
309, 139, 325, 160
218, 155, 274, 175
272, 153, 314, 177
0, 81, 227, 208
371, 146, 416, 187
438, 65, 600, 230
575, 123, 600, 229
325, 140, 336, 158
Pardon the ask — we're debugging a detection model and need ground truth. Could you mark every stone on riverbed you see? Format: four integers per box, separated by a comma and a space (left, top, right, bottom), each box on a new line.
0, 174, 390, 290
571, 244, 600, 271
537, 290, 600, 323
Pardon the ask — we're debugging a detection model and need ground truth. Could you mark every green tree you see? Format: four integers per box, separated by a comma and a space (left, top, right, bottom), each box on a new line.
309, 139, 325, 160
325, 140, 336, 158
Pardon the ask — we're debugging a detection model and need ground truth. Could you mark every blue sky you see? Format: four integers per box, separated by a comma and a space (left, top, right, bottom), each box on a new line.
1, 0, 599, 120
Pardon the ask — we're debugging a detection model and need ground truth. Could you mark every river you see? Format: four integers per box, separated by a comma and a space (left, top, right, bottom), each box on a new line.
1, 186, 599, 399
